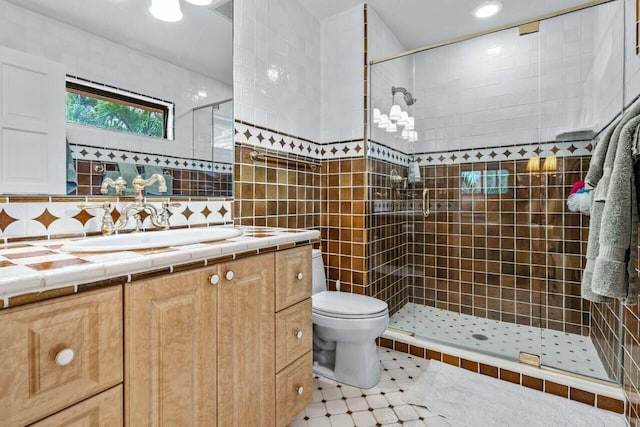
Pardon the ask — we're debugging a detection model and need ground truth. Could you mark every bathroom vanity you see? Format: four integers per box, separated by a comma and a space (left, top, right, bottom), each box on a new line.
0, 227, 316, 426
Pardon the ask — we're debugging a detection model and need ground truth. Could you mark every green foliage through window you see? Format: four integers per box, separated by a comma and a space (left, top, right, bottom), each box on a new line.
65, 82, 168, 138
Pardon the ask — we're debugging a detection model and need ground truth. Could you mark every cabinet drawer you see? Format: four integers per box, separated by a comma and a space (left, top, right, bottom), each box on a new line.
275, 351, 313, 427
276, 299, 312, 372
275, 246, 311, 311
0, 287, 123, 426
30, 385, 123, 427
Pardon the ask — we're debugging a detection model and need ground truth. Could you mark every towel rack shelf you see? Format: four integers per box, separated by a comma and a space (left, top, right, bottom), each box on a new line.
238, 142, 320, 170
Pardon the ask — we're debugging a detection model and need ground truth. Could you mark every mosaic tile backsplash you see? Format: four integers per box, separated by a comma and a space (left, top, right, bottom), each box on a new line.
0, 196, 233, 243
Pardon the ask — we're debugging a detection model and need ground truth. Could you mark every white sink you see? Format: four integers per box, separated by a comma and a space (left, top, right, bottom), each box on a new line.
61, 227, 243, 252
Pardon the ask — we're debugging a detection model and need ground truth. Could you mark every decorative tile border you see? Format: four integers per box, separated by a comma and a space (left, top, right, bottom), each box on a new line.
368, 140, 411, 166
414, 140, 594, 166
377, 335, 626, 415
0, 198, 233, 242
234, 121, 366, 160
70, 143, 232, 173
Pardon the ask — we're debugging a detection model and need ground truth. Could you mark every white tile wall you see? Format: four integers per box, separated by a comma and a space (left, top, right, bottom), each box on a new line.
320, 5, 364, 143
368, 7, 412, 151
0, 0, 232, 160
234, 0, 321, 142
370, 2, 625, 155
624, 0, 640, 105
539, 1, 623, 141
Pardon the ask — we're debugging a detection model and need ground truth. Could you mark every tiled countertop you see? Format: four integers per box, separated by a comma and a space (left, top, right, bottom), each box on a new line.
0, 226, 320, 309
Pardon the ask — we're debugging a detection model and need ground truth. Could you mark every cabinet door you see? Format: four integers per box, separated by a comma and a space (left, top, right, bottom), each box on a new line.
30, 385, 123, 427
0, 46, 66, 194
0, 287, 122, 427
275, 246, 311, 311
124, 269, 216, 427
217, 254, 275, 427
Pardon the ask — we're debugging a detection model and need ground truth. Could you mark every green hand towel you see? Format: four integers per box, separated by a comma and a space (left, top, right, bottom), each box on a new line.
66, 141, 78, 195
117, 162, 140, 197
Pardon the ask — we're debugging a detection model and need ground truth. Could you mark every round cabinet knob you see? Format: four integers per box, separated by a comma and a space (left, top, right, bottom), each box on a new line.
295, 330, 303, 340
296, 386, 304, 395
210, 274, 220, 285
225, 270, 235, 281
55, 348, 75, 367
296, 272, 304, 281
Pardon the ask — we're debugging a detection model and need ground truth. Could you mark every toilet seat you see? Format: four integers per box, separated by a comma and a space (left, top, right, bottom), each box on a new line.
312, 291, 388, 319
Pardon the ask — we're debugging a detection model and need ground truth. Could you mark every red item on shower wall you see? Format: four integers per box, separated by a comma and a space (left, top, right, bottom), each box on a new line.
569, 180, 585, 196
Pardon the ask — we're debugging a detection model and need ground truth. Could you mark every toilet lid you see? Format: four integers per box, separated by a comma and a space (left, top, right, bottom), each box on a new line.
312, 291, 388, 319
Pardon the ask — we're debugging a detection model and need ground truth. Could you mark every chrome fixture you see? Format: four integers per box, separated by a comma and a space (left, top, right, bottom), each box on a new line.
391, 86, 417, 106
373, 87, 418, 141
422, 188, 430, 218
100, 176, 127, 196
81, 174, 180, 235
390, 169, 407, 190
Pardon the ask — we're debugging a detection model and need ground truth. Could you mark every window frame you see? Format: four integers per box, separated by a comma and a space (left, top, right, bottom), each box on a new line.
65, 76, 175, 140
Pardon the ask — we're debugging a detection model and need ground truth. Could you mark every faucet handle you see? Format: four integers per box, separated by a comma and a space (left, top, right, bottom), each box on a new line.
78, 201, 111, 211
162, 201, 181, 210
114, 177, 127, 196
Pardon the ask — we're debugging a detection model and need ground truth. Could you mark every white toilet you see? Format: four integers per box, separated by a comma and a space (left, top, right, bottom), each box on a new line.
311, 249, 389, 389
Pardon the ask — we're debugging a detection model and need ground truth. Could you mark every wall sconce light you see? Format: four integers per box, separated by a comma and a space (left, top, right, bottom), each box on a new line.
542, 156, 557, 172
526, 157, 540, 172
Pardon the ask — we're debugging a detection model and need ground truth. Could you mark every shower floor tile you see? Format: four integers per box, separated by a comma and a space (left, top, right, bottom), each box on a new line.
389, 303, 611, 381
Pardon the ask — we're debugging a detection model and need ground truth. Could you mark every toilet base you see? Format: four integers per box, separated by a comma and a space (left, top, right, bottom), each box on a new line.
313, 338, 382, 389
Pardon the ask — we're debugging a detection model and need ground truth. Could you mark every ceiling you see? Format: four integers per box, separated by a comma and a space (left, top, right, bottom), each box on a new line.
5, 0, 233, 85
299, 0, 597, 52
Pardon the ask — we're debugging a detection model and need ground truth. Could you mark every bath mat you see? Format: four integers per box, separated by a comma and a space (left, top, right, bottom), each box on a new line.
402, 360, 627, 427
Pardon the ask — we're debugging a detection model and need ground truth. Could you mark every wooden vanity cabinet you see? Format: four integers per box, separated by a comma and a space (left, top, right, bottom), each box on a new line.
0, 287, 123, 427
0, 245, 312, 426
125, 253, 276, 427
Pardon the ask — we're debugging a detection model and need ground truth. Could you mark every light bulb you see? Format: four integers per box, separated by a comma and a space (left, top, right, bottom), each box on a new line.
378, 114, 390, 129
389, 104, 402, 121
373, 108, 381, 124
397, 111, 410, 126
406, 117, 415, 130
150, 0, 183, 22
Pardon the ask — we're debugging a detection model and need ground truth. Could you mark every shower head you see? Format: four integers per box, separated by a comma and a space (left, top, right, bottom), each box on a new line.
392, 86, 417, 106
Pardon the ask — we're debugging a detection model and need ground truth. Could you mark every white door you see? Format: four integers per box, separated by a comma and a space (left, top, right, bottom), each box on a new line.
0, 46, 65, 194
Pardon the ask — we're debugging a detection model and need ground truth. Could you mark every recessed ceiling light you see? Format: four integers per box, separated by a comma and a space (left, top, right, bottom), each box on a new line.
184, 0, 214, 5
150, 0, 183, 22
472, 1, 503, 19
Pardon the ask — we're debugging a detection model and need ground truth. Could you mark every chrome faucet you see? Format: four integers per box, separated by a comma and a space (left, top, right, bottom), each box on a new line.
111, 174, 176, 233
132, 174, 167, 203
100, 176, 127, 196
80, 174, 180, 235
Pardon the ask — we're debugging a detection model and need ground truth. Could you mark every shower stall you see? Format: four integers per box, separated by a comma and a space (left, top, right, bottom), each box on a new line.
368, 1, 625, 383
191, 98, 234, 197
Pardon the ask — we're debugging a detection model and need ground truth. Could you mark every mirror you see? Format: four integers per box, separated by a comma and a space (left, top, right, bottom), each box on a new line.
0, 0, 233, 197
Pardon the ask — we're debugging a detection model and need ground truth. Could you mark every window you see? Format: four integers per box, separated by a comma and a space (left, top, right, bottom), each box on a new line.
65, 77, 174, 139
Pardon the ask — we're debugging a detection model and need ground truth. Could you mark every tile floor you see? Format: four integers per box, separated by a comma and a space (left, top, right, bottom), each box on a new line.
288, 349, 450, 427
388, 302, 610, 381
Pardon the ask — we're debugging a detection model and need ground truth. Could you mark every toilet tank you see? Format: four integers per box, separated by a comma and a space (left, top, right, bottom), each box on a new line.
312, 249, 327, 295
